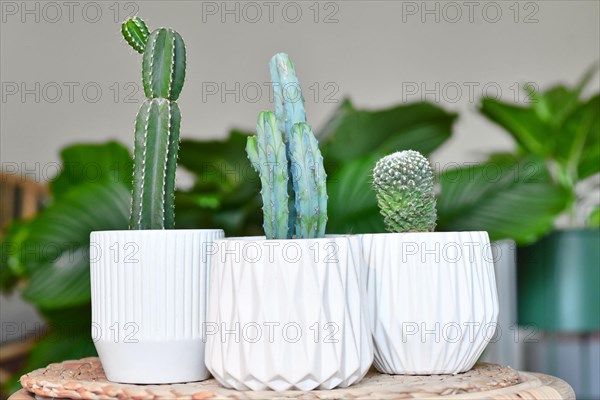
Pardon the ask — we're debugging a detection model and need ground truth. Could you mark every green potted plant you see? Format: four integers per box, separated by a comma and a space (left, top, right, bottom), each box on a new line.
204, 53, 373, 391
478, 70, 599, 332
360, 150, 499, 374
90, 17, 224, 384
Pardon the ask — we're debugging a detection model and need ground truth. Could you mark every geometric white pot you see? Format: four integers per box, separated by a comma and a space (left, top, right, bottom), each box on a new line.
360, 231, 499, 375
205, 235, 373, 391
90, 229, 224, 384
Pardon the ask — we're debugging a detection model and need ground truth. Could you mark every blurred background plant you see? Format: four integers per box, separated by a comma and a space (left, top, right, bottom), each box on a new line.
475, 70, 599, 387
1, 68, 598, 396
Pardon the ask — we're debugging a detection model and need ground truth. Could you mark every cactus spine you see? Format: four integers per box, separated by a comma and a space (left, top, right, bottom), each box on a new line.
122, 17, 186, 229
373, 150, 437, 233
247, 53, 328, 239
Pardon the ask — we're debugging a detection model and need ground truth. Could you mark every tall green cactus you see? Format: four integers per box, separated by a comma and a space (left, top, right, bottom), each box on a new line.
372, 150, 437, 233
122, 17, 186, 230
247, 53, 328, 239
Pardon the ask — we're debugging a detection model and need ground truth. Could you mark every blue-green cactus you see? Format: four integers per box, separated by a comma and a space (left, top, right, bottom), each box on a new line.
247, 53, 328, 239
246, 111, 290, 239
288, 123, 327, 238
269, 53, 307, 142
269, 53, 307, 238
122, 17, 186, 230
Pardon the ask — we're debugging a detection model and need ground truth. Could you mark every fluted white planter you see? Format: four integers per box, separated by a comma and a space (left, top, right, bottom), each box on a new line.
90, 229, 224, 384
361, 231, 499, 375
205, 236, 373, 391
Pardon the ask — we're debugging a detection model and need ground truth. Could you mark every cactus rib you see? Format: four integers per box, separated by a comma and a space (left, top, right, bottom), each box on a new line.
163, 102, 181, 228
247, 111, 289, 239
288, 123, 327, 238
142, 28, 186, 101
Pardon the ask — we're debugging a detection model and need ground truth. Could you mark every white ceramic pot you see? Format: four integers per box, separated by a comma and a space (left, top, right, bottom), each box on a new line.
90, 229, 224, 384
361, 231, 499, 375
205, 236, 373, 391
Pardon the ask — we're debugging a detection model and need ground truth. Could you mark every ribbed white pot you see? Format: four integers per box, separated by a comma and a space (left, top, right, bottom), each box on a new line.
361, 231, 499, 375
205, 236, 373, 391
90, 229, 224, 384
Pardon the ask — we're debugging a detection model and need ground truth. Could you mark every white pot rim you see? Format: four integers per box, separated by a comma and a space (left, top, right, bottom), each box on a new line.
91, 228, 224, 235
215, 234, 352, 244
360, 231, 489, 238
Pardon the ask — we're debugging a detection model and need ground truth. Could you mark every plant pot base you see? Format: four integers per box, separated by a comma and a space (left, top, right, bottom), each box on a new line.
95, 339, 211, 384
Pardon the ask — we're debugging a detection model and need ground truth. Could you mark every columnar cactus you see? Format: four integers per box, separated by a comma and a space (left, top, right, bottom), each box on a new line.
288, 123, 327, 238
269, 53, 306, 238
373, 150, 437, 233
247, 53, 328, 239
246, 111, 290, 239
122, 17, 186, 229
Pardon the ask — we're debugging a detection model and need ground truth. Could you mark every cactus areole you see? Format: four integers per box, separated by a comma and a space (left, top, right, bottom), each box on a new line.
122, 17, 186, 229
246, 53, 328, 240
373, 150, 437, 233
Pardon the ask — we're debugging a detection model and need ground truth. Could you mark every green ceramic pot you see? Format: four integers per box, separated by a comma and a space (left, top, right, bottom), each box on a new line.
517, 229, 600, 332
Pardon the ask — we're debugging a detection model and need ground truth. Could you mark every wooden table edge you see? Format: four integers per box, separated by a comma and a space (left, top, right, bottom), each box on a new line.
8, 371, 576, 400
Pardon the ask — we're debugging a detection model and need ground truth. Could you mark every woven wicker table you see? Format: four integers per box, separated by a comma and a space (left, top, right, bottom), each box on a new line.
11, 357, 574, 400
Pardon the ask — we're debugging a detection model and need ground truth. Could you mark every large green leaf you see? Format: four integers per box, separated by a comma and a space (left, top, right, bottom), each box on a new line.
590, 206, 600, 228
480, 69, 599, 189
557, 94, 600, 180
1, 220, 30, 290
176, 132, 262, 235
528, 67, 595, 127
1, 142, 133, 295
326, 154, 386, 234
480, 99, 548, 156
20, 182, 130, 309
437, 155, 571, 244
319, 99, 457, 165
51, 141, 133, 197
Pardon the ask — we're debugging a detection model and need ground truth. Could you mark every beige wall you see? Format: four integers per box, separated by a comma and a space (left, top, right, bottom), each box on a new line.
1, 0, 599, 181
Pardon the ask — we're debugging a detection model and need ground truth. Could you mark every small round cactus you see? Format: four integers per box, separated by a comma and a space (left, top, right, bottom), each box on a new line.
373, 150, 437, 233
